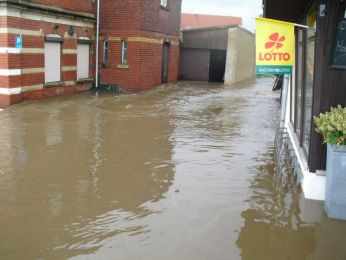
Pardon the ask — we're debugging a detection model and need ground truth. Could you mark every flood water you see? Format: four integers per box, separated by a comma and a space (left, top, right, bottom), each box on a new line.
1, 78, 346, 259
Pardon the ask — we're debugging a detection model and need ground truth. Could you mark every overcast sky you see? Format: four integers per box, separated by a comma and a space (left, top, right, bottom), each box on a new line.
181, 0, 263, 32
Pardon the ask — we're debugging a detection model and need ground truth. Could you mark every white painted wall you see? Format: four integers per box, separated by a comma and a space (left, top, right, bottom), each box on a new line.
224, 27, 255, 84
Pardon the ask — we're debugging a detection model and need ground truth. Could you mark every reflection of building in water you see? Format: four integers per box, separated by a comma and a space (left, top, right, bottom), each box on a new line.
237, 150, 346, 259
236, 152, 317, 259
0, 112, 16, 169
0, 95, 175, 258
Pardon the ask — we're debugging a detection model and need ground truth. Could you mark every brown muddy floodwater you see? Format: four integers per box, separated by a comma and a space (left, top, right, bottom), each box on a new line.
1, 78, 346, 259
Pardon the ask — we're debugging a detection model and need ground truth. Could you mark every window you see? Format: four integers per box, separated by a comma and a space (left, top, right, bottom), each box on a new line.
160, 0, 167, 7
77, 43, 90, 79
121, 40, 128, 64
291, 6, 316, 157
103, 40, 109, 66
44, 34, 63, 83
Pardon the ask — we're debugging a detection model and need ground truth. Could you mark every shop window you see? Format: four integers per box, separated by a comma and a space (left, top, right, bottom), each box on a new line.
77, 42, 90, 79
121, 40, 128, 64
44, 34, 63, 83
302, 10, 316, 153
291, 6, 316, 157
103, 40, 109, 67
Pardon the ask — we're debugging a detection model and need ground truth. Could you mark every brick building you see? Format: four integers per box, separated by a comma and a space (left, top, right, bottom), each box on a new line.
98, 0, 182, 92
0, 0, 182, 108
0, 0, 95, 108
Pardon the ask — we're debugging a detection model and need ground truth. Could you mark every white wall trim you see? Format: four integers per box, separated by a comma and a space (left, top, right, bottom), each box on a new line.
0, 69, 21, 76
0, 28, 43, 36
0, 47, 44, 54
0, 6, 94, 29
1, 80, 86, 94
63, 49, 77, 54
21, 84, 44, 92
286, 124, 325, 201
22, 68, 44, 74
0, 87, 22, 95
0, 68, 44, 75
62, 66, 77, 72
64, 81, 76, 86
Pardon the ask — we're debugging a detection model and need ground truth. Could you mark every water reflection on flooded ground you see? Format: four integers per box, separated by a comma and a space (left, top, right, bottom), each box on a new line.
0, 78, 346, 259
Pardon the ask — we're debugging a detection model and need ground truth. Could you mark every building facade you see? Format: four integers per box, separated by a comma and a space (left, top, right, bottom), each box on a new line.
264, 0, 346, 200
98, 0, 182, 92
0, 0, 182, 108
0, 0, 95, 108
180, 26, 255, 84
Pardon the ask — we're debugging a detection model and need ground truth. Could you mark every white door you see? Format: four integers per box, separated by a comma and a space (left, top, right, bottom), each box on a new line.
44, 42, 61, 83
77, 44, 89, 79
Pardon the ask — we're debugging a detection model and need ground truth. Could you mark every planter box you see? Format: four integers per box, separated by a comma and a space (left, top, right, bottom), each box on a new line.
325, 144, 346, 220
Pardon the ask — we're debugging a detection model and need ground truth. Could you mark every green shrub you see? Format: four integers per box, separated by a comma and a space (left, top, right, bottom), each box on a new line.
314, 105, 346, 145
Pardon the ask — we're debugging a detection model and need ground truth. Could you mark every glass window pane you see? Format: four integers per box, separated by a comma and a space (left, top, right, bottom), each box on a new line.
302, 11, 316, 153
295, 30, 303, 136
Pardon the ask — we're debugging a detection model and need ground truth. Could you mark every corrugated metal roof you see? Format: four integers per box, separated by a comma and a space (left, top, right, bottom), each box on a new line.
181, 13, 242, 30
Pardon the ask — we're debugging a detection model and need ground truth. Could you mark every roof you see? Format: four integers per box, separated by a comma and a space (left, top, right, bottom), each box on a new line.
181, 13, 242, 30
182, 25, 254, 36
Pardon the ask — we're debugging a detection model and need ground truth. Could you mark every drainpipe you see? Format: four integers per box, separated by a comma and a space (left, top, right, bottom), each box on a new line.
280, 74, 289, 128
95, 0, 100, 88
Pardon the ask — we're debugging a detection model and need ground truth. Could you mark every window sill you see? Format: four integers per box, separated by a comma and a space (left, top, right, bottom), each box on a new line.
160, 5, 170, 11
44, 81, 64, 88
76, 78, 93, 83
117, 64, 129, 69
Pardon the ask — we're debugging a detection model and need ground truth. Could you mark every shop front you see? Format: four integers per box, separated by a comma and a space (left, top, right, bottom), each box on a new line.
264, 0, 346, 200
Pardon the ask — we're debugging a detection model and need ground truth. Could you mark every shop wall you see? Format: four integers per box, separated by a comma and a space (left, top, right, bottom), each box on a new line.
310, 0, 346, 172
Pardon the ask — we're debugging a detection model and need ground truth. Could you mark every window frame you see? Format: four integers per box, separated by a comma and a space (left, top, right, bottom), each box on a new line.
121, 40, 128, 64
102, 39, 109, 67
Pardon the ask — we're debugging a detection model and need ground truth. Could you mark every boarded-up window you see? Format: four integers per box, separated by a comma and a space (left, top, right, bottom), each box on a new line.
44, 42, 61, 83
77, 44, 89, 79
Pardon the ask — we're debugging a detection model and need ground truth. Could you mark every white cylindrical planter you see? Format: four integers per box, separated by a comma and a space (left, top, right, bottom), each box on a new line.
325, 144, 346, 220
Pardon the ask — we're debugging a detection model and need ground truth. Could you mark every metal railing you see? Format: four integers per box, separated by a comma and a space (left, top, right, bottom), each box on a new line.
274, 127, 303, 190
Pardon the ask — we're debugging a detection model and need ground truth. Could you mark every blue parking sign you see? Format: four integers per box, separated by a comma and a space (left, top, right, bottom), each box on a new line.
15, 36, 22, 48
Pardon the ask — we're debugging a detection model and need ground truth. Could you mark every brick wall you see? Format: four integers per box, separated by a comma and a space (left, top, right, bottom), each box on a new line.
99, 33, 180, 92
100, 0, 142, 31
29, 0, 94, 14
0, 7, 95, 108
141, 0, 182, 36
99, 0, 181, 92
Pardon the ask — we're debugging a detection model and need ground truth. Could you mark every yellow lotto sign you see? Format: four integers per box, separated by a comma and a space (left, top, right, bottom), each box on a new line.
256, 18, 295, 75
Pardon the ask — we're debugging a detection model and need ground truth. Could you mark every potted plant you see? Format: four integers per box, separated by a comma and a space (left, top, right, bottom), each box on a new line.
314, 105, 346, 220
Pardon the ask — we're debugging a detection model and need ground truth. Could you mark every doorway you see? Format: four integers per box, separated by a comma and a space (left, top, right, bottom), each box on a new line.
209, 49, 226, 82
